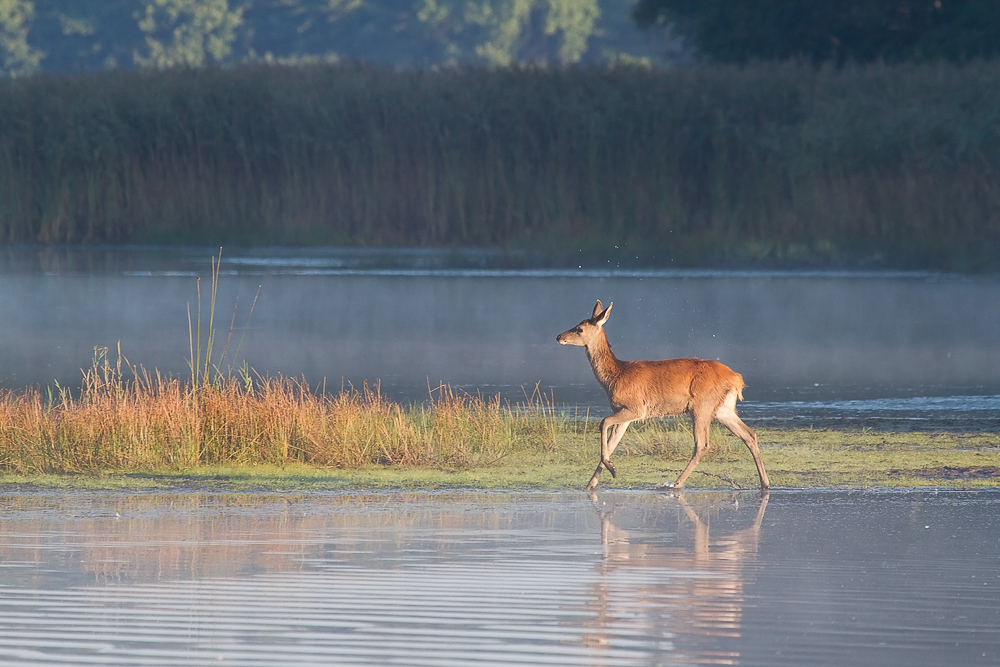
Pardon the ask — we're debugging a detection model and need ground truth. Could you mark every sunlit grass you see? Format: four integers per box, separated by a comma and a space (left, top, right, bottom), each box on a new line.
0, 352, 582, 476
2, 371, 997, 490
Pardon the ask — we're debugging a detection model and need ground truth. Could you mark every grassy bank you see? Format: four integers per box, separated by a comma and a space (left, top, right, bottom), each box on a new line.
1, 62, 1000, 269
1, 355, 997, 490
1, 431, 997, 491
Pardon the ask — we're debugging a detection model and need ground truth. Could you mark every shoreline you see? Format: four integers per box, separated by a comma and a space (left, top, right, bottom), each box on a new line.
1, 424, 997, 492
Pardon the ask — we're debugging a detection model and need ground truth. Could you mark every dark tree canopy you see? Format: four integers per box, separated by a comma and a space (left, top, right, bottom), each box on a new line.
633, 0, 1000, 63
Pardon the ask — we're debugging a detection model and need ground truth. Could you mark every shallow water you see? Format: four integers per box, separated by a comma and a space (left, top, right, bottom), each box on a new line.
0, 489, 996, 666
2, 246, 999, 428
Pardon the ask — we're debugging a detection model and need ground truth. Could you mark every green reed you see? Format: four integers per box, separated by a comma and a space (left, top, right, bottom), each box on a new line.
186, 248, 259, 392
1, 61, 999, 268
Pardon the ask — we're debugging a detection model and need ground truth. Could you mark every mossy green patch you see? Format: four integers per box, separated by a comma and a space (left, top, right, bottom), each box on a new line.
2, 427, 997, 492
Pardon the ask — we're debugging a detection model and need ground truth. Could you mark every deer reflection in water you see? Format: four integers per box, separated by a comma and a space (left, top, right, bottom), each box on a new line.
582, 491, 769, 664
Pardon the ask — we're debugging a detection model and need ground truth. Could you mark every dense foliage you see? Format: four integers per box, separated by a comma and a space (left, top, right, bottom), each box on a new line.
634, 0, 1000, 64
0, 0, 661, 75
1, 61, 999, 269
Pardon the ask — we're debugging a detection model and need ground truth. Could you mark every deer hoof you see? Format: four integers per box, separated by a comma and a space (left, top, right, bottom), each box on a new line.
603, 460, 616, 478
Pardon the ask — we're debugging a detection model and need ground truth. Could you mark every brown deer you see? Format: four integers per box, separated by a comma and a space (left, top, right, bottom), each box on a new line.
557, 300, 769, 491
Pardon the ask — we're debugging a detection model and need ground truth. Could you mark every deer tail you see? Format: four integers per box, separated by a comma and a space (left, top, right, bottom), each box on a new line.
734, 373, 746, 402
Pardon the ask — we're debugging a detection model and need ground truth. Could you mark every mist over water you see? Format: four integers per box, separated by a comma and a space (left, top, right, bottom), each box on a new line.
1, 246, 999, 425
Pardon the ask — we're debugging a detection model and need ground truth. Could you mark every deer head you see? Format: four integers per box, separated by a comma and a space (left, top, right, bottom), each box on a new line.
557, 300, 613, 347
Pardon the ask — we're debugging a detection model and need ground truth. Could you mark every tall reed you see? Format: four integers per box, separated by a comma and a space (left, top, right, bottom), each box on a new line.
187, 248, 259, 391
1, 61, 998, 268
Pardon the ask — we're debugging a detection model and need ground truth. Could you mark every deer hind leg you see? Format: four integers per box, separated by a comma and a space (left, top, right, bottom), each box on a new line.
586, 412, 637, 490
714, 390, 770, 490
670, 407, 712, 489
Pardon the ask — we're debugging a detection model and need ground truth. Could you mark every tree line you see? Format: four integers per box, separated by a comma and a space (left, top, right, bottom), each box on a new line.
0, 0, 661, 76
2, 1, 997, 77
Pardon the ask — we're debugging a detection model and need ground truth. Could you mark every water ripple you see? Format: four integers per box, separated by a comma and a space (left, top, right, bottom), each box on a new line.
0, 490, 997, 666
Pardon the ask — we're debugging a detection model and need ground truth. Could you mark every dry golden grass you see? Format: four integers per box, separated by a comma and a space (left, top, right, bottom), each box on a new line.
3, 356, 998, 489
0, 349, 569, 475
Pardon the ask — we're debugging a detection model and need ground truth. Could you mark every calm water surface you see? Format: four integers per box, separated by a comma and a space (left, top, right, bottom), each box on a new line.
2, 246, 1000, 428
0, 489, 996, 666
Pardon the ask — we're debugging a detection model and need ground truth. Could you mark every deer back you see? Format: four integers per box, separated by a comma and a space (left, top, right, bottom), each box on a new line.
609, 357, 744, 418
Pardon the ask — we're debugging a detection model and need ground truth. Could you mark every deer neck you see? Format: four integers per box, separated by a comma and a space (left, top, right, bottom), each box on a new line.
584, 329, 622, 391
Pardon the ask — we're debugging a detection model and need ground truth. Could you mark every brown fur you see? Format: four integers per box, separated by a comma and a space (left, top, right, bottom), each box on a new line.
557, 300, 769, 491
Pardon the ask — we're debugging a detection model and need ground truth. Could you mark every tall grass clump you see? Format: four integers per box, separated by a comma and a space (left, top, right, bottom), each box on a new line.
0, 353, 562, 475
1, 61, 999, 268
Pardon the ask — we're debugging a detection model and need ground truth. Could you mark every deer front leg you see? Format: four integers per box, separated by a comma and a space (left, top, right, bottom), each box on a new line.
590, 412, 637, 487
599, 416, 617, 479
586, 461, 605, 491
586, 421, 618, 490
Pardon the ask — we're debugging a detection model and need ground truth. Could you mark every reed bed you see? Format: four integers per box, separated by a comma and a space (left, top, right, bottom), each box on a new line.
1, 61, 999, 268
0, 351, 574, 474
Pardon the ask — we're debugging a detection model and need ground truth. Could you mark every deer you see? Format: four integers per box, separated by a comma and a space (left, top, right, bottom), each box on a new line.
556, 300, 769, 491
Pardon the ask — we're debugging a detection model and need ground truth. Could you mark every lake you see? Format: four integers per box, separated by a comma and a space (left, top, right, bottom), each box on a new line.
0, 488, 996, 666
1, 247, 999, 665
2, 245, 999, 429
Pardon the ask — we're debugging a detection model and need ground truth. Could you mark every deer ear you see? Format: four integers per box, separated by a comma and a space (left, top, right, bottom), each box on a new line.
595, 301, 613, 326
592, 300, 604, 319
